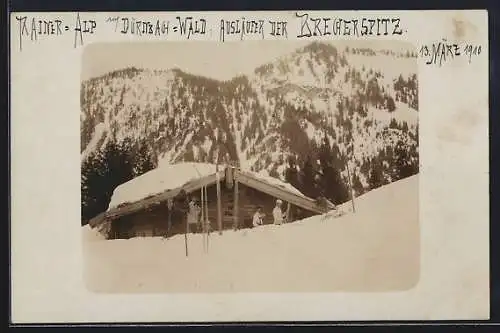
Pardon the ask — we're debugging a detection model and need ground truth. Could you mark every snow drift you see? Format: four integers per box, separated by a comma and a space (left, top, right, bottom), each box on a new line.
83, 174, 419, 293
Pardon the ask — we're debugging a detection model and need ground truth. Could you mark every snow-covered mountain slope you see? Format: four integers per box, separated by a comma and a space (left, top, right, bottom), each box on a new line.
82, 174, 419, 293
81, 41, 419, 189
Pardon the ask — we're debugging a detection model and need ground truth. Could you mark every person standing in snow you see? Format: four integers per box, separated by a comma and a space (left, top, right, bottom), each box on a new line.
252, 206, 265, 227
187, 197, 201, 233
273, 199, 286, 225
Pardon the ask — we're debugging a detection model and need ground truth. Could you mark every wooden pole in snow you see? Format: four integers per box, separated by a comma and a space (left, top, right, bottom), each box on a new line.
335, 105, 356, 213
167, 199, 172, 237
201, 186, 206, 252
233, 168, 239, 230
285, 202, 291, 223
343, 109, 356, 213
345, 160, 356, 213
184, 215, 189, 257
216, 164, 222, 235
205, 185, 209, 252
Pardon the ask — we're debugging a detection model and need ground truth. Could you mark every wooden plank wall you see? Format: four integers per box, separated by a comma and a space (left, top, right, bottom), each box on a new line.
110, 204, 185, 239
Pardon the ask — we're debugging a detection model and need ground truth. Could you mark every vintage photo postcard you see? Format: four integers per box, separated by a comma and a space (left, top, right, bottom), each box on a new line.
10, 10, 489, 323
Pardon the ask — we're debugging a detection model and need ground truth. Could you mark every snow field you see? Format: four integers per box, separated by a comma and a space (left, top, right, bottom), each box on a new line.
83, 175, 419, 293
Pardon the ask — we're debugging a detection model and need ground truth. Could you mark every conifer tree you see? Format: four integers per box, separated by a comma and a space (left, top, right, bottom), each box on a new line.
81, 139, 157, 225
301, 155, 318, 198
352, 173, 365, 196
368, 157, 385, 190
317, 135, 350, 204
285, 155, 301, 190
393, 140, 418, 180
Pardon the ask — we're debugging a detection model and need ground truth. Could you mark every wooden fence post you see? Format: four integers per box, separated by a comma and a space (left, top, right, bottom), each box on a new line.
184, 215, 189, 257
233, 168, 239, 230
201, 186, 206, 252
285, 202, 291, 223
216, 166, 222, 235
205, 186, 209, 252
167, 199, 173, 237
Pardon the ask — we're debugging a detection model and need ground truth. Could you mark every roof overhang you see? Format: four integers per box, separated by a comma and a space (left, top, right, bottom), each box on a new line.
88, 167, 334, 228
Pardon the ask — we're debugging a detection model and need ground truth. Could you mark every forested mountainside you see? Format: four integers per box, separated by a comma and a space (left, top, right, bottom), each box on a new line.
81, 41, 419, 222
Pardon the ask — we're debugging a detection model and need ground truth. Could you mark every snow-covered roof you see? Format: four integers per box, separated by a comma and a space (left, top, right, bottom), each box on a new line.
106, 162, 327, 217
108, 162, 218, 210
242, 170, 306, 198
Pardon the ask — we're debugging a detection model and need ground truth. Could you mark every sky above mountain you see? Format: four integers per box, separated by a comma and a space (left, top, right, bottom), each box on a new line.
81, 40, 416, 82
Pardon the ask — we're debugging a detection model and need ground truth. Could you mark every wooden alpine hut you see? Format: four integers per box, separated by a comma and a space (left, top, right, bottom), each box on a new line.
88, 162, 335, 240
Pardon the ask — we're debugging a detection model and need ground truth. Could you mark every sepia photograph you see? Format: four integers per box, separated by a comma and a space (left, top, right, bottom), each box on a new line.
80, 40, 420, 293
10, 9, 489, 322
